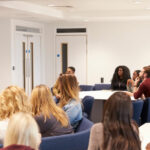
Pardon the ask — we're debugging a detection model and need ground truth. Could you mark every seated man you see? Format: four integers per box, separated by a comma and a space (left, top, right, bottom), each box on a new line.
66, 66, 75, 74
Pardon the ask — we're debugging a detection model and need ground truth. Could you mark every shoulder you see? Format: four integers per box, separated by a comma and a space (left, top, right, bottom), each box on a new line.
143, 78, 150, 83
91, 123, 103, 135
63, 99, 81, 110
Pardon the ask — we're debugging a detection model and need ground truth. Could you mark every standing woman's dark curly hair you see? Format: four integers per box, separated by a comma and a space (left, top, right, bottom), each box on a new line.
111, 65, 131, 90
103, 92, 141, 150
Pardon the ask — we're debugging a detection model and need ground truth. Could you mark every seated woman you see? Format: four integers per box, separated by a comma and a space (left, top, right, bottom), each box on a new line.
1, 112, 41, 150
0, 86, 29, 142
88, 92, 141, 150
111, 65, 131, 90
58, 74, 82, 129
30, 85, 73, 137
126, 65, 150, 99
127, 70, 141, 92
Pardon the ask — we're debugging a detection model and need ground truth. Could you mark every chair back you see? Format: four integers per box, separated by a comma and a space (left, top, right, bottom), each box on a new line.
132, 100, 144, 126
82, 96, 94, 119
93, 84, 111, 90
40, 117, 93, 150
141, 97, 150, 124
76, 117, 93, 132
79, 85, 94, 91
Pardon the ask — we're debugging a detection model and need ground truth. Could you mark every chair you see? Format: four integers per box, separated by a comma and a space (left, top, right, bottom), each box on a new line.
82, 96, 94, 119
79, 85, 94, 91
93, 84, 111, 90
76, 116, 93, 132
132, 100, 144, 126
40, 117, 93, 150
141, 97, 150, 125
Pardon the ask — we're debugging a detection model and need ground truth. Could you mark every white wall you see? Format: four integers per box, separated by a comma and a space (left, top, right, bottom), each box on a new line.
87, 21, 150, 84
1, 19, 150, 90
53, 20, 150, 84
42, 23, 56, 87
0, 19, 11, 92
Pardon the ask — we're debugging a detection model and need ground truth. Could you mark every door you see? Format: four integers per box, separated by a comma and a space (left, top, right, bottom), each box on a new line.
55, 35, 87, 84
13, 33, 41, 95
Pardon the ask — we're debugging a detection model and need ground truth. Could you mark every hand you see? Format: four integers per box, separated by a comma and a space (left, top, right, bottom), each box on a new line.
125, 91, 133, 96
134, 77, 140, 86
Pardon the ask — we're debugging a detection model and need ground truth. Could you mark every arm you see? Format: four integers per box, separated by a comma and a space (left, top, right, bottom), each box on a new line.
125, 91, 134, 97
88, 124, 102, 150
133, 77, 141, 93
133, 83, 145, 99
64, 103, 82, 125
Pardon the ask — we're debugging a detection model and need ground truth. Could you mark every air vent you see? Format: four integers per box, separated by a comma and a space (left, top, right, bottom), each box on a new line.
57, 28, 86, 33
16, 26, 41, 33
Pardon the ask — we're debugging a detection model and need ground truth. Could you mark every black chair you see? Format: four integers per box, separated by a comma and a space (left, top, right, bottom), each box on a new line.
82, 96, 94, 119
79, 85, 94, 91
93, 84, 111, 90
132, 100, 144, 126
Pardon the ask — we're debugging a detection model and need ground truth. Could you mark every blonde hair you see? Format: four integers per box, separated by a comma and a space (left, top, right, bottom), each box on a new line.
4, 112, 41, 150
58, 74, 80, 107
0, 86, 30, 120
30, 84, 69, 127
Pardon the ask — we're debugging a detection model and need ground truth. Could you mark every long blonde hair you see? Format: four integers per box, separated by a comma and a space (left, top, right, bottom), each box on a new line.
0, 86, 30, 120
30, 85, 69, 127
58, 74, 80, 107
4, 112, 41, 150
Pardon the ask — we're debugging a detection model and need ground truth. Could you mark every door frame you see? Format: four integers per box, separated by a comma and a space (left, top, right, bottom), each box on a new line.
11, 20, 43, 91
55, 34, 88, 84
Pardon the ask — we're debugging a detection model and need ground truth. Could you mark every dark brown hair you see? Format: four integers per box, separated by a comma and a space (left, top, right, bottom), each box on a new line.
102, 92, 141, 150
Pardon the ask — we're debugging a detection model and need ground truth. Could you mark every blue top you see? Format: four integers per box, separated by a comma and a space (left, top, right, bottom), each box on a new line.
63, 99, 82, 128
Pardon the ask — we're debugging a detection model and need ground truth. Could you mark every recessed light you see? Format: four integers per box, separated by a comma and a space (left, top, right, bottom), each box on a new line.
48, 4, 55, 7
133, 0, 143, 4
48, 5, 73, 8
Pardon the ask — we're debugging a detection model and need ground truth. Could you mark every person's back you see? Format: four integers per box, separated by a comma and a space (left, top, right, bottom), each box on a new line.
30, 85, 73, 137
88, 92, 141, 150
35, 113, 73, 137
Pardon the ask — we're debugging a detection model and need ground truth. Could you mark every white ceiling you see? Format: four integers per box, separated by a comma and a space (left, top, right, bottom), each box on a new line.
1, 0, 150, 22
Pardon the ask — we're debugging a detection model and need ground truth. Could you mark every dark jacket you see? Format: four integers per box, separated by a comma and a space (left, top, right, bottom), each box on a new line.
35, 114, 73, 137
